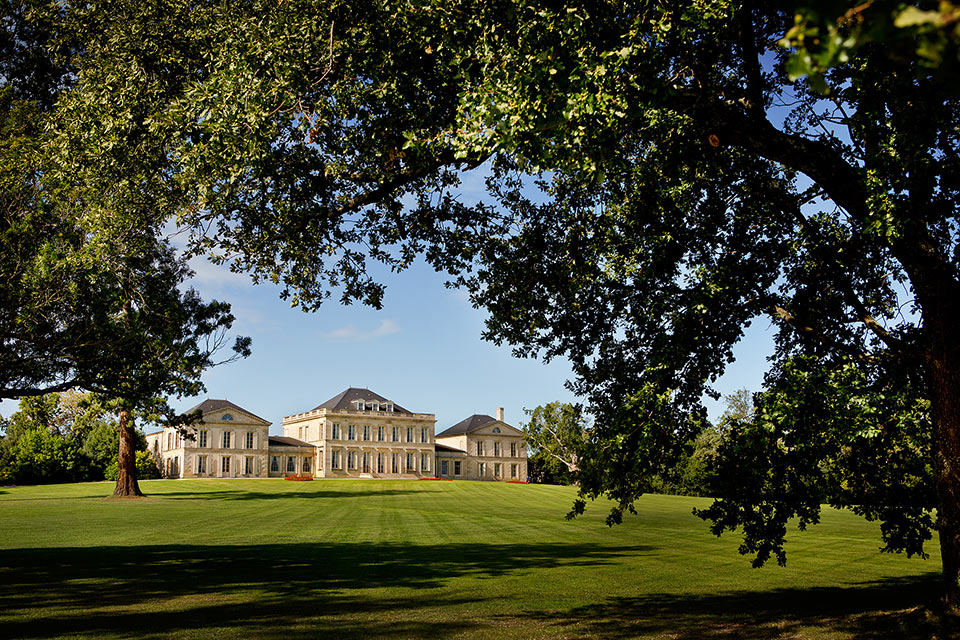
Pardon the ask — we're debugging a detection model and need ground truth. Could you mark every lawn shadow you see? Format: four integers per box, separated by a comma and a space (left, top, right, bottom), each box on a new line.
0, 542, 651, 639
150, 488, 422, 501
527, 573, 955, 639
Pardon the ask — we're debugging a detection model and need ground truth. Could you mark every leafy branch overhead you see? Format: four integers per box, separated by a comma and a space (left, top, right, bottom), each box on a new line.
9, 0, 960, 601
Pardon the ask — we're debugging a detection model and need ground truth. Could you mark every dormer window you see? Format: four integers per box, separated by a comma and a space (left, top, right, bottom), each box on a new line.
492, 427, 501, 433
384, 403, 393, 412
371, 402, 380, 412
222, 414, 234, 421
354, 400, 365, 411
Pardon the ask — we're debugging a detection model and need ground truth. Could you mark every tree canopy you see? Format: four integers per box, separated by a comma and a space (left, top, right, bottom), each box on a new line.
1, 2, 251, 495
9, 0, 960, 600
522, 401, 588, 485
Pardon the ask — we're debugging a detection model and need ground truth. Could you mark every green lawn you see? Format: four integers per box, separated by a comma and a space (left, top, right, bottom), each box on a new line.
0, 479, 951, 639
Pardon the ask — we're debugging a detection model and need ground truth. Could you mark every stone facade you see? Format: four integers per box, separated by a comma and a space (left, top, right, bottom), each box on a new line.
266, 436, 317, 477
146, 399, 273, 478
146, 390, 528, 482
282, 388, 436, 478
435, 408, 528, 481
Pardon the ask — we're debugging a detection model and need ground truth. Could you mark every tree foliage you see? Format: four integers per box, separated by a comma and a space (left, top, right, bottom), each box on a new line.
0, 391, 153, 484
14, 0, 960, 600
2, 3, 252, 495
522, 401, 589, 485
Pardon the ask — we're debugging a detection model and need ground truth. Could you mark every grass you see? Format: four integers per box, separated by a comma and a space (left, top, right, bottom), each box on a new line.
0, 479, 953, 639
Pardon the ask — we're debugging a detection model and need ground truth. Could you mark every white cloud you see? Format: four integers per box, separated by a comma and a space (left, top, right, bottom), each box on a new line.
186, 256, 251, 291
324, 319, 400, 341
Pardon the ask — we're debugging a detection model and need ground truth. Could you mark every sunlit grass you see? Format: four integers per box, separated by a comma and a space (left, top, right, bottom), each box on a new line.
0, 479, 949, 639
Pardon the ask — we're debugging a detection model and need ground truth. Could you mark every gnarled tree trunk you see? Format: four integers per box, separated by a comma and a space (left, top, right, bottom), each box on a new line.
906, 240, 960, 607
930, 336, 960, 607
113, 405, 143, 497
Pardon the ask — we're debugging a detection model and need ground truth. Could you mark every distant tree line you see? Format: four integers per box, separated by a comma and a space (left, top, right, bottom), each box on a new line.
0, 391, 160, 485
523, 391, 752, 498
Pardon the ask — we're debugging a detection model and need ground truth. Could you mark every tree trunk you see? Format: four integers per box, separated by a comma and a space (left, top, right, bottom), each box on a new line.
113, 405, 144, 497
908, 250, 960, 606
930, 338, 960, 607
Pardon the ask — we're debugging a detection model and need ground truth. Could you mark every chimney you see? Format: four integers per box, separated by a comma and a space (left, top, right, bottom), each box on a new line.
496, 407, 504, 422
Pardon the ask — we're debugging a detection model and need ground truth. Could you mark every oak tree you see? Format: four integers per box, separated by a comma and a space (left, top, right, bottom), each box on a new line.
1, 3, 250, 495
27, 0, 960, 598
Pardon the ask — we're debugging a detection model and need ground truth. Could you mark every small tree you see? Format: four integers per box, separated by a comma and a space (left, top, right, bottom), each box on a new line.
522, 402, 589, 485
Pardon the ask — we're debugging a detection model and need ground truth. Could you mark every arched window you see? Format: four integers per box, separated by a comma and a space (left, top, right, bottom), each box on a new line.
222, 414, 234, 421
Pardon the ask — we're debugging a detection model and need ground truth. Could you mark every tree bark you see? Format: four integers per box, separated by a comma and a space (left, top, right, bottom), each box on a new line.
113, 405, 144, 497
927, 321, 960, 606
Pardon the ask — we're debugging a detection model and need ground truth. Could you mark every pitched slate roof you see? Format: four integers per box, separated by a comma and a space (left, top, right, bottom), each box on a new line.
184, 398, 270, 425
268, 436, 315, 448
436, 414, 498, 438
312, 387, 411, 414
434, 442, 467, 454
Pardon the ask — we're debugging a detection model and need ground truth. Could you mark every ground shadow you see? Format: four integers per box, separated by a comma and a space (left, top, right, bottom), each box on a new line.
147, 488, 422, 501
524, 574, 955, 639
0, 542, 951, 639
0, 542, 650, 639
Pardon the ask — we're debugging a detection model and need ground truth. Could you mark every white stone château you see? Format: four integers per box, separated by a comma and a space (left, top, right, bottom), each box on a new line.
146, 389, 527, 481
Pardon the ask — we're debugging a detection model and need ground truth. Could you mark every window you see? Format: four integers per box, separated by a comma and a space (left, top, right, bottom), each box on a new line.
222, 431, 231, 448
392, 427, 399, 442
287, 456, 296, 472
377, 426, 384, 442
392, 452, 399, 473
331, 451, 340, 470
406, 453, 414, 471
244, 456, 254, 475
492, 426, 501, 433
197, 455, 207, 474
407, 427, 414, 442
421, 453, 429, 472
454, 461, 462, 476
494, 463, 502, 477
348, 424, 356, 440
511, 463, 518, 478
372, 402, 380, 411
332, 423, 340, 439
299, 426, 304, 440
385, 403, 393, 412
476, 442, 484, 456
479, 462, 486, 476
494, 442, 501, 456
511, 442, 517, 457
245, 432, 254, 449
221, 413, 233, 421
377, 453, 384, 474
271, 456, 279, 472
347, 451, 356, 469
441, 460, 449, 476
362, 452, 370, 473
222, 456, 231, 473
199, 430, 208, 448
421, 428, 428, 443
354, 399, 364, 410
167, 433, 172, 449
363, 425, 370, 441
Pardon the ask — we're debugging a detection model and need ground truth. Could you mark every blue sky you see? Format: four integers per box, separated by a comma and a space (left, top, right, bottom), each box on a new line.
0, 168, 776, 434
164, 251, 774, 436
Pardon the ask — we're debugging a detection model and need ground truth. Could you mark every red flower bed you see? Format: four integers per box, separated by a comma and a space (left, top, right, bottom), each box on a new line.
506, 480, 529, 484
418, 477, 453, 481
284, 476, 313, 481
